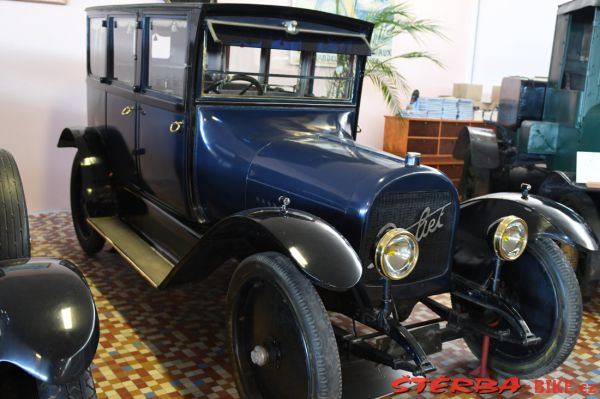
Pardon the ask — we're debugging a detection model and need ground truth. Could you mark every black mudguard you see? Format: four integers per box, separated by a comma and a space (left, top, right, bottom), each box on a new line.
455, 192, 598, 270
167, 208, 363, 291
453, 126, 500, 169
0, 258, 99, 384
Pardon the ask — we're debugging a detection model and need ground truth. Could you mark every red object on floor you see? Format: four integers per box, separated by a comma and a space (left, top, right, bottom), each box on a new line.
470, 335, 491, 378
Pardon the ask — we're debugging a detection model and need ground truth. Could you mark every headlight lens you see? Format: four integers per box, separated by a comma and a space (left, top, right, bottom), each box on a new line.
493, 216, 528, 261
375, 228, 419, 280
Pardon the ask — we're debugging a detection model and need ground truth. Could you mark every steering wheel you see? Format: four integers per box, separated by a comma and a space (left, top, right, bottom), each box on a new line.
205, 74, 264, 95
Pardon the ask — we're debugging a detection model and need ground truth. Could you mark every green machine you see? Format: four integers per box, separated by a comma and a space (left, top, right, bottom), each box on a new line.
456, 0, 600, 299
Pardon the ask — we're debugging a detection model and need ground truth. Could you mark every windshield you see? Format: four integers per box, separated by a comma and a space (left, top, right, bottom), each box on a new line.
201, 19, 367, 101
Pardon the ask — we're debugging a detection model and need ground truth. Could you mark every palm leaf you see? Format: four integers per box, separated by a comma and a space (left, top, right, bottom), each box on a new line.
332, 0, 444, 112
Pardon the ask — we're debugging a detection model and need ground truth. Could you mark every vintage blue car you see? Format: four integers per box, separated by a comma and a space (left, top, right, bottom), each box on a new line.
0, 149, 98, 399
58, 2, 596, 398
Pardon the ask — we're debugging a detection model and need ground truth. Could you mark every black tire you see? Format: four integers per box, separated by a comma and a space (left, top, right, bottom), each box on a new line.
560, 192, 600, 301
227, 252, 341, 399
70, 155, 105, 254
0, 149, 30, 261
458, 238, 582, 379
36, 367, 97, 399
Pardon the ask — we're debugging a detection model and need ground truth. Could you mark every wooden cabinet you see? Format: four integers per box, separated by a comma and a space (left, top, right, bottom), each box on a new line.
383, 116, 493, 186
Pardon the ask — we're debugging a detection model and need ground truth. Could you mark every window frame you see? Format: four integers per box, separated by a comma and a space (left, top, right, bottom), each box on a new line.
109, 13, 140, 89
87, 16, 109, 79
141, 13, 191, 103
198, 29, 362, 105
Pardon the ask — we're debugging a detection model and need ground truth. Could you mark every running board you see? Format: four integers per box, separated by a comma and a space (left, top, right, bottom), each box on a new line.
87, 216, 174, 288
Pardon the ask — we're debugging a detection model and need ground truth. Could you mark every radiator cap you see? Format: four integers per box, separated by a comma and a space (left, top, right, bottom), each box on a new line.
405, 152, 421, 167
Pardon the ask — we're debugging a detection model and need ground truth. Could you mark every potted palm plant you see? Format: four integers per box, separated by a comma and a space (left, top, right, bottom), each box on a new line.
331, 0, 444, 114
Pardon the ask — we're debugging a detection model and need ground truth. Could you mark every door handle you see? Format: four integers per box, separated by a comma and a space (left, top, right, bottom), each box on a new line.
169, 120, 184, 134
121, 105, 134, 116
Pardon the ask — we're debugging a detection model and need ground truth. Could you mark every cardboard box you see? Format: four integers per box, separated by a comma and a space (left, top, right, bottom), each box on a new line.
491, 85, 501, 107
453, 83, 483, 103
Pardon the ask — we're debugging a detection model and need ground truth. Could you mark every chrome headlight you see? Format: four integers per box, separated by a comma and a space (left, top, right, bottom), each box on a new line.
493, 216, 528, 261
374, 228, 419, 280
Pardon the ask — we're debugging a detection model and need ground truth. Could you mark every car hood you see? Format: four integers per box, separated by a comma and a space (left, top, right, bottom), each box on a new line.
246, 134, 457, 247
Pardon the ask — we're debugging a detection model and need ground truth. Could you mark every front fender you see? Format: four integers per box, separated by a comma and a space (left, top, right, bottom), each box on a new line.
457, 193, 598, 265
0, 258, 99, 384
168, 208, 362, 291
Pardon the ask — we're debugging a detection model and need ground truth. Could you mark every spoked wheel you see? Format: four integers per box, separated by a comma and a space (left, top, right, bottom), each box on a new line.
454, 238, 582, 378
70, 155, 105, 254
227, 252, 341, 399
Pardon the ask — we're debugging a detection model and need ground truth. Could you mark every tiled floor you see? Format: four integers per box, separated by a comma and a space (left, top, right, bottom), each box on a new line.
30, 212, 600, 399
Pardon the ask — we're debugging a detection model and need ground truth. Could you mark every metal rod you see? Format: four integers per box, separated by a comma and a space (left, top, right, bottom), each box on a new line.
381, 279, 392, 321
492, 257, 503, 293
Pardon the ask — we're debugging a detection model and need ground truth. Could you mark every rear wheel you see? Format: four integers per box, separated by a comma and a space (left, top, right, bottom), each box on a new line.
227, 252, 341, 399
70, 155, 105, 254
0, 149, 30, 261
455, 238, 582, 378
37, 367, 97, 399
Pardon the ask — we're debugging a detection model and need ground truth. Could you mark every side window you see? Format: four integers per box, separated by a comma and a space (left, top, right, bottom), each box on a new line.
89, 17, 107, 78
113, 16, 137, 85
147, 17, 188, 98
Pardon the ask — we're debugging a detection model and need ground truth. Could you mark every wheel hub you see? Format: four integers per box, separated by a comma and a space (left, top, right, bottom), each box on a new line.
250, 345, 269, 367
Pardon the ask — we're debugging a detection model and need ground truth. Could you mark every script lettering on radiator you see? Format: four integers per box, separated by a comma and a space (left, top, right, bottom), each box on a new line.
405, 202, 452, 241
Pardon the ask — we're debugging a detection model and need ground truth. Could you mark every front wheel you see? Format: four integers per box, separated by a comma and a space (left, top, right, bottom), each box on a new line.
456, 238, 582, 379
0, 149, 30, 261
560, 191, 600, 301
227, 252, 341, 399
36, 367, 97, 399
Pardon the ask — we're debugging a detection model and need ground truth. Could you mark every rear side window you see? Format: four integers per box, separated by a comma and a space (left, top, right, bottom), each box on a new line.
113, 17, 137, 85
89, 17, 107, 78
147, 17, 188, 98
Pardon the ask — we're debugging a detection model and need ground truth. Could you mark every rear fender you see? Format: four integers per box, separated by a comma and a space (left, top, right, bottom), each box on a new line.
0, 258, 99, 384
455, 192, 598, 269
168, 208, 362, 291
58, 127, 114, 215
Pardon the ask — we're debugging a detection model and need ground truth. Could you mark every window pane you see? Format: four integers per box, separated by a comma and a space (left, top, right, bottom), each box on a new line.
89, 18, 107, 77
265, 49, 300, 95
202, 32, 356, 101
113, 17, 137, 85
148, 18, 188, 98
311, 53, 355, 100
228, 46, 261, 73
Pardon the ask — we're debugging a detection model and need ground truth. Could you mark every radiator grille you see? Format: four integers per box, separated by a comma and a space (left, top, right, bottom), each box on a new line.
361, 191, 455, 284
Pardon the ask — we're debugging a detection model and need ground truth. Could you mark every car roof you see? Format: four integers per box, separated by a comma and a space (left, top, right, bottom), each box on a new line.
558, 0, 600, 15
85, 2, 373, 34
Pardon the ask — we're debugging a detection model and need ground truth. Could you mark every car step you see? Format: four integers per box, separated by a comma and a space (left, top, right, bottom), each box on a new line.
87, 216, 174, 288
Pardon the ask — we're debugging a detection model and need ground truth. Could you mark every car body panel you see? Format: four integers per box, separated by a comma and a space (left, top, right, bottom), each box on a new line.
0, 258, 99, 384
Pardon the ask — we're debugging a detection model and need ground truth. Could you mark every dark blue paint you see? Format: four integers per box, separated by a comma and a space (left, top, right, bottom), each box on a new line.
138, 103, 187, 214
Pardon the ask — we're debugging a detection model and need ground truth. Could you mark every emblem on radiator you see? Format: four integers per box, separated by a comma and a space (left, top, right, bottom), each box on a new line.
407, 202, 452, 241
378, 202, 452, 242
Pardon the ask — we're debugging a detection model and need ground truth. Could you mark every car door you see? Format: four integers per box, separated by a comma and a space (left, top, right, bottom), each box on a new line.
137, 15, 189, 215
105, 14, 140, 186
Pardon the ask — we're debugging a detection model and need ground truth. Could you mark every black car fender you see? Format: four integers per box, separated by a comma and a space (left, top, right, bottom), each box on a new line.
454, 192, 598, 269
58, 127, 117, 215
0, 258, 99, 384
453, 126, 500, 169
167, 208, 363, 291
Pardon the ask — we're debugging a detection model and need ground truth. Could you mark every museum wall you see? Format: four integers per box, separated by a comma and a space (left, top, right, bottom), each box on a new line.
0, 0, 563, 211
